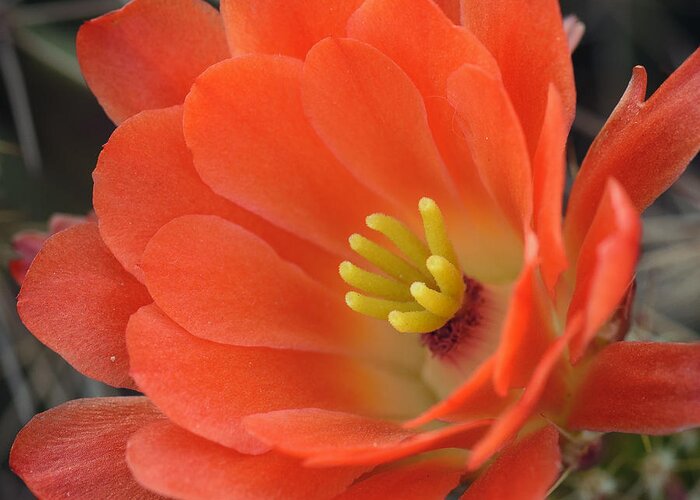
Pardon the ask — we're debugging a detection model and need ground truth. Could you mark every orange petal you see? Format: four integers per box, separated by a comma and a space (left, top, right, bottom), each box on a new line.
220, 0, 364, 59
94, 105, 340, 289
447, 64, 533, 230
18, 224, 150, 388
347, 0, 521, 278
407, 358, 511, 427
183, 55, 400, 257
461, 425, 561, 500
568, 342, 700, 435
141, 215, 419, 367
461, 0, 575, 154
244, 409, 490, 467
566, 179, 641, 363
335, 455, 466, 500
77, 0, 229, 124
11, 397, 163, 499
533, 86, 569, 293
565, 49, 700, 253
302, 37, 458, 213
433, 0, 461, 24
127, 420, 366, 500
466, 318, 578, 470
493, 232, 554, 396
126, 304, 434, 453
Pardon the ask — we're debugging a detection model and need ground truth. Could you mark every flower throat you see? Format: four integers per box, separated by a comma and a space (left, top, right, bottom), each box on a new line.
339, 198, 480, 351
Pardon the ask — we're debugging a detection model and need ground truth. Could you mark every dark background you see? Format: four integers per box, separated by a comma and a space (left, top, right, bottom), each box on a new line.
0, 0, 698, 498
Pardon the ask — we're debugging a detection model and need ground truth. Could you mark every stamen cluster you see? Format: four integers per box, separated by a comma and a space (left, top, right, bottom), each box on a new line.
340, 197, 467, 333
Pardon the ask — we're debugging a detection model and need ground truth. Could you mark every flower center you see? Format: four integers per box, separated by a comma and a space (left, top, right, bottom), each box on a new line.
420, 276, 484, 357
339, 197, 468, 334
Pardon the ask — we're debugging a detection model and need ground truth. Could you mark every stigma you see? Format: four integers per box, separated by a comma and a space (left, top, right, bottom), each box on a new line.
339, 197, 467, 334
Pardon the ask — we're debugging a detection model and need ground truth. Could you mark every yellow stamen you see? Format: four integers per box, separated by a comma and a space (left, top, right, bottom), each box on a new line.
339, 261, 412, 301
418, 197, 459, 267
345, 292, 422, 319
340, 198, 466, 334
426, 255, 465, 298
365, 214, 432, 279
409, 282, 461, 319
348, 234, 425, 284
388, 310, 448, 333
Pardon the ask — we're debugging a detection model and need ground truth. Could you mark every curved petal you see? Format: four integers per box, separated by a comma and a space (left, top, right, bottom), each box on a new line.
244, 409, 490, 467
141, 215, 421, 368
336, 455, 465, 500
9, 231, 45, 285
461, 425, 561, 500
11, 215, 92, 286
493, 233, 554, 395
94, 105, 340, 289
460, 0, 576, 153
126, 304, 434, 453
220, 0, 363, 59
433, 0, 461, 24
447, 64, 533, 231
565, 50, 700, 253
566, 179, 641, 363
347, 0, 522, 280
18, 224, 150, 388
11, 397, 163, 500
183, 55, 399, 257
77, 0, 229, 124
533, 86, 569, 293
127, 420, 365, 500
568, 342, 700, 435
465, 320, 577, 470
407, 358, 512, 428
302, 37, 458, 214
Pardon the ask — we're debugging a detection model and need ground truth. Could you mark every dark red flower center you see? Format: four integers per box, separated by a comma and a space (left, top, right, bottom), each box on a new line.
421, 276, 484, 357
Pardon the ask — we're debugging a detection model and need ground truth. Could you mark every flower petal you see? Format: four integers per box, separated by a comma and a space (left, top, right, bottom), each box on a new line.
568, 342, 700, 434
18, 224, 150, 388
141, 215, 421, 367
533, 86, 569, 292
9, 231, 45, 285
183, 55, 399, 257
461, 0, 575, 153
302, 37, 458, 214
126, 304, 434, 453
407, 358, 512, 427
220, 0, 364, 59
565, 49, 700, 253
493, 233, 554, 396
11, 397, 163, 499
127, 420, 366, 500
347, 0, 521, 280
447, 64, 533, 231
465, 318, 579, 470
244, 409, 490, 467
94, 105, 340, 289
433, 0, 461, 24
566, 179, 641, 363
461, 425, 561, 500
77, 0, 229, 124
335, 455, 466, 500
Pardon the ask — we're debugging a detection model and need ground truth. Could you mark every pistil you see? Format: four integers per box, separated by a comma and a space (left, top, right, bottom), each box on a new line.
339, 198, 467, 334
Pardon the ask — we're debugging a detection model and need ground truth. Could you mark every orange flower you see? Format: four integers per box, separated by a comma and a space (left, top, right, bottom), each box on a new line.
10, 0, 700, 498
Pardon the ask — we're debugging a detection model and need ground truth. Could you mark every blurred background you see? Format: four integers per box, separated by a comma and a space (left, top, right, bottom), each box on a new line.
0, 0, 697, 498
